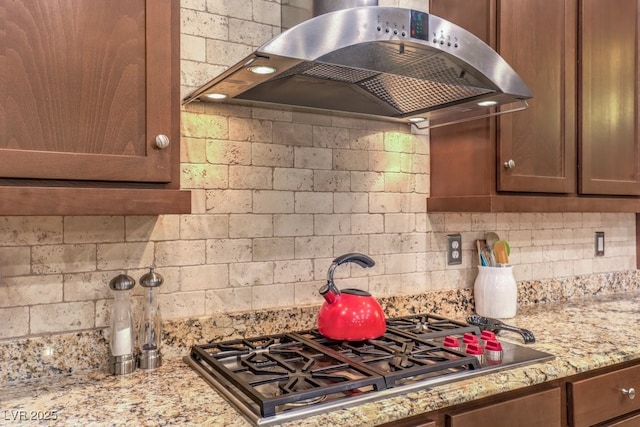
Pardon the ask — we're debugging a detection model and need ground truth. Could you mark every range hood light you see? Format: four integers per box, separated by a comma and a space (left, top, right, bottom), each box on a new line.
477, 100, 499, 107
206, 93, 228, 100
248, 65, 277, 75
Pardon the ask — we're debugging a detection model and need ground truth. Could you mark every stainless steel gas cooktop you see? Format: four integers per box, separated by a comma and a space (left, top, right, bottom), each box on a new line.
185, 313, 554, 426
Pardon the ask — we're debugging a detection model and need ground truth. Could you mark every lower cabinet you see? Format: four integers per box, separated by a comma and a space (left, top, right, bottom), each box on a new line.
379, 416, 437, 427
607, 413, 640, 427
379, 360, 640, 427
446, 388, 561, 427
567, 364, 640, 426
379, 386, 562, 427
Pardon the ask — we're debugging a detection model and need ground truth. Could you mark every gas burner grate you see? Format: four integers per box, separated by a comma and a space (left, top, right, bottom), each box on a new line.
387, 313, 481, 340
190, 334, 386, 417
297, 329, 480, 388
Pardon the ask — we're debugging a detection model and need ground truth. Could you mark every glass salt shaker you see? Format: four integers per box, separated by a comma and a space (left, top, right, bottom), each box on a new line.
137, 267, 163, 369
108, 274, 136, 375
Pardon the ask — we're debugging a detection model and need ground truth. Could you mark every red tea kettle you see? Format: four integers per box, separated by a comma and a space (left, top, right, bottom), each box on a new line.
317, 253, 386, 341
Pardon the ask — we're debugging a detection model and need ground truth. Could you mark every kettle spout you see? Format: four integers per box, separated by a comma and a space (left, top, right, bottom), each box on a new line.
319, 282, 339, 304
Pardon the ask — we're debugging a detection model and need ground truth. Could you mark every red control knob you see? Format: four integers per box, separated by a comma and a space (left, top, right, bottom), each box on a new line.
466, 343, 484, 363
480, 330, 496, 342
485, 340, 502, 352
485, 339, 504, 365
462, 332, 478, 345
466, 343, 484, 355
443, 335, 461, 351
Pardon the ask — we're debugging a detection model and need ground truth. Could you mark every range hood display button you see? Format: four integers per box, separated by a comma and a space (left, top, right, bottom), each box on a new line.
410, 10, 429, 40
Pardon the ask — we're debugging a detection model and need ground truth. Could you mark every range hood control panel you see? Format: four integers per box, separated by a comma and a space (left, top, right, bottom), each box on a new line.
410, 10, 430, 40
411, 10, 459, 49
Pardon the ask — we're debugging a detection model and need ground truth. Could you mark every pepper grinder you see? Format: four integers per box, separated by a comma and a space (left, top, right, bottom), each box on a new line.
108, 274, 136, 375
137, 267, 163, 369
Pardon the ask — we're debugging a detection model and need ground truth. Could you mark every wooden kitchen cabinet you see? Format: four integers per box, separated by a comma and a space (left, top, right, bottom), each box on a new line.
607, 413, 640, 427
428, 0, 640, 212
446, 387, 562, 427
382, 420, 436, 427
567, 364, 640, 426
379, 384, 563, 427
428, 0, 577, 212
579, 0, 640, 195
380, 360, 640, 427
0, 0, 190, 215
426, 0, 497, 208
497, 0, 577, 195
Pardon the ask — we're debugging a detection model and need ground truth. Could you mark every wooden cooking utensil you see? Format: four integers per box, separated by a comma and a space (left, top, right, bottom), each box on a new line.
493, 241, 509, 265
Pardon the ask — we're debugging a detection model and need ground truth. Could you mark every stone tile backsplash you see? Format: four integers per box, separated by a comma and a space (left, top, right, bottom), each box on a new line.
4, 272, 640, 385
0, 0, 637, 345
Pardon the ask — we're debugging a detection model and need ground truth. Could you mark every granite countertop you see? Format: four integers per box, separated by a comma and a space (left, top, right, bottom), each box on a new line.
3, 291, 640, 427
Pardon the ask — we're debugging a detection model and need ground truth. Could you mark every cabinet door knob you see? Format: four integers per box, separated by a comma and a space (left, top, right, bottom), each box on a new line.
503, 159, 516, 169
621, 388, 636, 399
155, 134, 170, 149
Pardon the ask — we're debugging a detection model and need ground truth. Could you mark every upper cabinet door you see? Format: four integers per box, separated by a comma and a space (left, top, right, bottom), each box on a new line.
0, 0, 173, 183
579, 0, 640, 195
428, 0, 498, 201
497, 0, 577, 193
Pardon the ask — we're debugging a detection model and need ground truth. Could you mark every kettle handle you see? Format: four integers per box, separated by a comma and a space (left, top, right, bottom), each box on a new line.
332, 253, 375, 268
322, 253, 376, 296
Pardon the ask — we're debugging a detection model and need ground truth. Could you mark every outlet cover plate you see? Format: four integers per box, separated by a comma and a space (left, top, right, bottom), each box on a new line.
447, 233, 462, 265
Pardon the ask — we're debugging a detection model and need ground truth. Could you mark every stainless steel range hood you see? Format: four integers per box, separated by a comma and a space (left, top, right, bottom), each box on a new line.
182, 2, 532, 129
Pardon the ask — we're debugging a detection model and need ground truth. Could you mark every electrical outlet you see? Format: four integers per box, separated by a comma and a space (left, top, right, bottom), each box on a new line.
447, 233, 462, 265
595, 231, 605, 256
